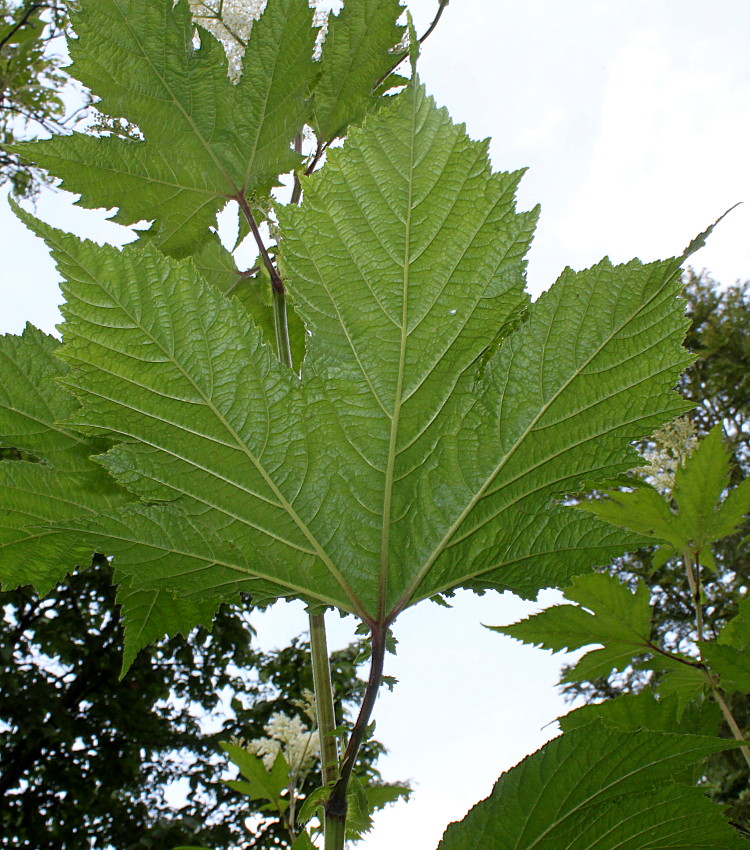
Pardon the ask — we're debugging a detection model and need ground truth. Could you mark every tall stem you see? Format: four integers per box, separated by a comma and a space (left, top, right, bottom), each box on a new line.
685, 548, 750, 769
310, 612, 340, 787
272, 287, 294, 369
702, 669, 750, 769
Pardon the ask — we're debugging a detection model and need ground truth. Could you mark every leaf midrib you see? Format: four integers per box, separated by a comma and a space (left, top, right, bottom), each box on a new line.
376, 81, 418, 622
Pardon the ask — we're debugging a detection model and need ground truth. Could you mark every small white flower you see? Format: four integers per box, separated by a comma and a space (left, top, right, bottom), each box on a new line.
242, 708, 321, 775
246, 735, 282, 770
189, 0, 267, 81
189, 0, 334, 77
634, 416, 699, 494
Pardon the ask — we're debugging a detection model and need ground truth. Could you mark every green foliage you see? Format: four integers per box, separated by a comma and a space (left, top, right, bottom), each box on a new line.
0, 0, 77, 195
579, 425, 750, 559
437, 724, 746, 850
493, 415, 750, 844
0, 564, 399, 848
222, 744, 292, 812
497, 424, 750, 704
4, 79, 699, 646
2, 1, 744, 846
681, 271, 750, 444
491, 572, 653, 681
559, 273, 750, 829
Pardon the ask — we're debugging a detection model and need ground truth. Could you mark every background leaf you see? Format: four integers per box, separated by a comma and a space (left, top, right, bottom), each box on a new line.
491, 573, 653, 681
436, 726, 746, 850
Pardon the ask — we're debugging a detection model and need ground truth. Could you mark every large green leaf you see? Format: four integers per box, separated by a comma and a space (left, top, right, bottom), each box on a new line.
5, 79, 697, 635
437, 725, 746, 850
12, 0, 316, 256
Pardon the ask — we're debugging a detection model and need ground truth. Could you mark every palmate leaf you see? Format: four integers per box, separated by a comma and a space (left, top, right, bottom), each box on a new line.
6, 79, 698, 640
436, 725, 746, 850
12, 0, 317, 256
491, 573, 654, 681
221, 743, 290, 808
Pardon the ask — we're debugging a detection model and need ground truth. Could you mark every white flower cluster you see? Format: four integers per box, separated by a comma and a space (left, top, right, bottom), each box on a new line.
245, 709, 320, 774
635, 416, 700, 494
189, 0, 332, 80
188, 0, 266, 81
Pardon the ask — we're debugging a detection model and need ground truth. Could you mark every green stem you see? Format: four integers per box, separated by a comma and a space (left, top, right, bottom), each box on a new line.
684, 549, 704, 643
324, 811, 347, 850
686, 548, 750, 769
310, 611, 340, 787
272, 287, 293, 369
373, 0, 451, 90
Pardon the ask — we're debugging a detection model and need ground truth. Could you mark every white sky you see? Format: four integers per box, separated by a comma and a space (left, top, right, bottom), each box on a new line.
2, 1, 749, 847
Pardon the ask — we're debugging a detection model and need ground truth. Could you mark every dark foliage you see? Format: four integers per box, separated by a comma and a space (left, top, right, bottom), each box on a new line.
0, 0, 89, 196
0, 551, 393, 848
561, 269, 750, 828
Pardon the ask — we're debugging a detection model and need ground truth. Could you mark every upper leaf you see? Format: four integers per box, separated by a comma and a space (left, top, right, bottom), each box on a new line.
311, 0, 406, 141
8, 79, 697, 631
436, 725, 746, 850
12, 0, 316, 256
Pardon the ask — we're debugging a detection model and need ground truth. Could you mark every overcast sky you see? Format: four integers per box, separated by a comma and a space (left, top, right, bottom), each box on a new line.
1, 1, 749, 847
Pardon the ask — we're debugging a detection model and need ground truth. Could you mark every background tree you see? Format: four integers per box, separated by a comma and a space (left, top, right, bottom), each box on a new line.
0, 552, 403, 849
561, 269, 750, 829
0, 0, 90, 196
